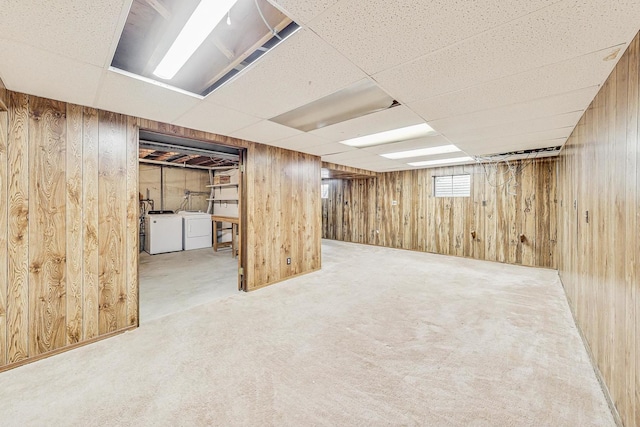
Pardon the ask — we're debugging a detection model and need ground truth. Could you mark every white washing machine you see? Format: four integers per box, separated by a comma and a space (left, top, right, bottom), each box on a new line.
145, 213, 183, 255
178, 211, 212, 250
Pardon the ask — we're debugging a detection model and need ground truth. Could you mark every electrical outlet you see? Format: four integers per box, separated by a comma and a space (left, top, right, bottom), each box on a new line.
286, 257, 291, 265
392, 200, 398, 206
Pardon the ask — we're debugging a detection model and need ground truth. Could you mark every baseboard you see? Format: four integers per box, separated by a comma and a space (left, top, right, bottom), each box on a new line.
322, 238, 557, 270
0, 325, 137, 373
247, 267, 321, 292
557, 272, 623, 427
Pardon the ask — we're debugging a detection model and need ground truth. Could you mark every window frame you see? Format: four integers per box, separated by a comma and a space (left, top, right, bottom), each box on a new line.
321, 183, 329, 199
433, 174, 471, 198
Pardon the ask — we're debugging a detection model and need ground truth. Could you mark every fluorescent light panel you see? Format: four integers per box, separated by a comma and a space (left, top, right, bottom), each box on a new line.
408, 156, 474, 167
270, 79, 395, 132
108, 67, 205, 99
381, 144, 460, 159
154, 0, 239, 80
339, 123, 436, 147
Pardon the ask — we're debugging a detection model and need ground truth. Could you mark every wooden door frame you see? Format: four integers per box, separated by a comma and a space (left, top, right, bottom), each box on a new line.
135, 127, 247, 297
238, 149, 247, 291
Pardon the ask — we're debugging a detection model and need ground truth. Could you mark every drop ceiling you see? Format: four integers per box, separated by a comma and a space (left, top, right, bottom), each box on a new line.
0, 0, 638, 172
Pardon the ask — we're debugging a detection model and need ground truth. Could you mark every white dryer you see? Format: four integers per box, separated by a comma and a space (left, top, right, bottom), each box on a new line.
145, 213, 183, 255
178, 211, 212, 250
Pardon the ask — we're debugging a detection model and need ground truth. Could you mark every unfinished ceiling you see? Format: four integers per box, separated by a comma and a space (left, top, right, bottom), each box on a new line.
138, 130, 240, 168
0, 0, 638, 172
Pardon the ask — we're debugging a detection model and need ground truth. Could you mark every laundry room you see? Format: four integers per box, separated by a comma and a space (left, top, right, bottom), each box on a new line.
137, 131, 243, 322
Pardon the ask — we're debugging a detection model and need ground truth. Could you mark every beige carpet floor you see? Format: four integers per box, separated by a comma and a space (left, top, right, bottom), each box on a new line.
0, 240, 613, 426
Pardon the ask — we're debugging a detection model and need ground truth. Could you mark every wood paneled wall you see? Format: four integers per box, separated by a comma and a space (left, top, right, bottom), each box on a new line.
0, 96, 322, 370
245, 145, 321, 290
0, 78, 7, 111
322, 159, 557, 268
322, 161, 377, 179
557, 33, 639, 427
0, 92, 138, 370
137, 120, 322, 291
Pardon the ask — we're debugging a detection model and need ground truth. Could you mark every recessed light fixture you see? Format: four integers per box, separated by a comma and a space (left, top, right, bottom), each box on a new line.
154, 0, 239, 80
113, 0, 297, 96
381, 144, 460, 159
270, 79, 397, 132
408, 156, 474, 167
339, 123, 436, 148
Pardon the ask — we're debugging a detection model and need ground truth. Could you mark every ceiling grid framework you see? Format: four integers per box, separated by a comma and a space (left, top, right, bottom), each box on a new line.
0, 0, 638, 171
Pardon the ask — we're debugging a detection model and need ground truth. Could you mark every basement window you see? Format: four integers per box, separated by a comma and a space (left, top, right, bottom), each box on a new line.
434, 174, 470, 197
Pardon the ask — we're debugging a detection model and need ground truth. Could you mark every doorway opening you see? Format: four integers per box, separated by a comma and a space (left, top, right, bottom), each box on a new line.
137, 130, 246, 322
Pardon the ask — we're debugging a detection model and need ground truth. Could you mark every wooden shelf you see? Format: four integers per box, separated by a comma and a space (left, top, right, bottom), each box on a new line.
210, 215, 239, 223
206, 183, 238, 188
206, 199, 239, 202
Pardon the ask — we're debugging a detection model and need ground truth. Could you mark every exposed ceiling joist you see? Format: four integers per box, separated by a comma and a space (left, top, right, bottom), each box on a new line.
145, 0, 171, 21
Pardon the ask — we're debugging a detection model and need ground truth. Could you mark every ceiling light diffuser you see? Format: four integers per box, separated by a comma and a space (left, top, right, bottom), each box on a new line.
270, 79, 396, 132
339, 123, 436, 147
153, 0, 239, 80
408, 156, 474, 167
381, 144, 460, 159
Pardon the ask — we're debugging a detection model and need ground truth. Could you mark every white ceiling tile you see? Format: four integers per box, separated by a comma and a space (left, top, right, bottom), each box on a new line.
405, 159, 477, 171
330, 154, 380, 169
267, 0, 341, 25
309, 105, 425, 142
231, 120, 302, 144
271, 132, 333, 148
374, 0, 640, 103
308, 0, 557, 74
458, 129, 571, 155
361, 135, 454, 155
444, 111, 584, 142
323, 154, 397, 169
368, 165, 402, 172
402, 157, 471, 168
321, 149, 374, 163
301, 142, 356, 156
0, 40, 103, 107
428, 87, 599, 135
206, 29, 367, 118
396, 151, 474, 162
172, 100, 262, 136
0, 0, 128, 67
346, 157, 391, 166
378, 164, 429, 172
351, 160, 407, 171
468, 138, 567, 156
329, 160, 387, 171
330, 160, 375, 169
268, 134, 356, 156
3, 0, 640, 172
408, 46, 622, 121
267, 139, 313, 151
489, 127, 574, 146
96, 70, 202, 124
